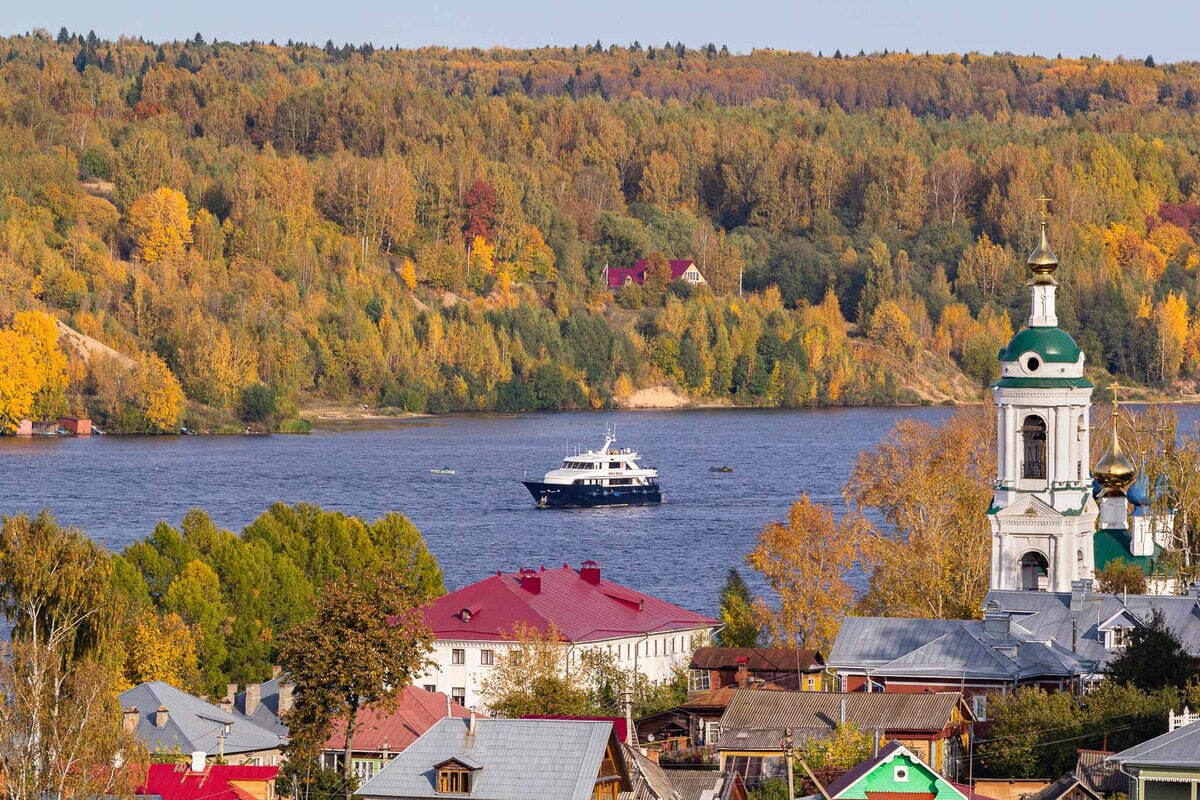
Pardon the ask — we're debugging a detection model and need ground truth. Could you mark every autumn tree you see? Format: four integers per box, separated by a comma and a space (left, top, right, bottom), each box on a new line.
12, 311, 67, 420
1095, 561, 1148, 595
848, 408, 995, 619
278, 564, 433, 800
0, 328, 39, 431
0, 512, 146, 800
745, 495, 868, 652
127, 187, 193, 265
480, 623, 589, 718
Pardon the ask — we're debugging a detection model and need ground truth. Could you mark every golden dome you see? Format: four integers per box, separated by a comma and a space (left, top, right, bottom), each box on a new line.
1092, 406, 1136, 498
1027, 219, 1059, 285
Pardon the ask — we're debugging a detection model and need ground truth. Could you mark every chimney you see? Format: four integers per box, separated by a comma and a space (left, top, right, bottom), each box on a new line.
982, 611, 1012, 638
154, 705, 169, 728
278, 683, 294, 715
518, 568, 541, 594
1070, 579, 1091, 613
190, 751, 206, 773
580, 560, 602, 585
735, 656, 749, 688
226, 683, 238, 703
468, 711, 477, 735
245, 683, 261, 718
123, 706, 139, 733
446, 693, 453, 718
219, 696, 233, 714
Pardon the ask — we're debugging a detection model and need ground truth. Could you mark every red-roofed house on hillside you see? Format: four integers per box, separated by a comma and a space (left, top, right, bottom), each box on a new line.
603, 259, 706, 289
418, 561, 717, 710
319, 686, 474, 785
136, 761, 278, 800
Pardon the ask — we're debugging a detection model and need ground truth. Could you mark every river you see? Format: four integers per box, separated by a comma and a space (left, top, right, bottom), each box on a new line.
2, 405, 1195, 613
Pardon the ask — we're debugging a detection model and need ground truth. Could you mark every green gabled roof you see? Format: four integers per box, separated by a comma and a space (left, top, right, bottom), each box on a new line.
993, 376, 1094, 389
1094, 528, 1171, 575
998, 327, 1082, 363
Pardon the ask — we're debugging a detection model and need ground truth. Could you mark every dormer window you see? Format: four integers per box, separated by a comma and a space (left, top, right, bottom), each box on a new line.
434, 758, 479, 795
461, 609, 471, 622
1110, 626, 1132, 649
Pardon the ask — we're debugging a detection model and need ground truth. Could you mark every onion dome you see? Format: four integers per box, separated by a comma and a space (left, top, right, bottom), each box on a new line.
1092, 406, 1136, 498
1027, 218, 1059, 285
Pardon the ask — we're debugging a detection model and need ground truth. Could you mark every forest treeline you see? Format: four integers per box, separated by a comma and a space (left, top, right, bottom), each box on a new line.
3, 31, 1200, 427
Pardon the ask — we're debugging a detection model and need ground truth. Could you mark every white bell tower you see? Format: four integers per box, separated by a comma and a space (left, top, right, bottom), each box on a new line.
988, 213, 1099, 592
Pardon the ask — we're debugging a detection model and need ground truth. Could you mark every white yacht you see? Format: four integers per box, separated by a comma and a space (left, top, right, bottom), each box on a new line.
523, 430, 662, 508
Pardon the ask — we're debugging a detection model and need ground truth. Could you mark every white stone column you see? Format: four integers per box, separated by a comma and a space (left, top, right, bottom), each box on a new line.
1005, 405, 1017, 484
1055, 406, 1071, 486
996, 404, 1006, 482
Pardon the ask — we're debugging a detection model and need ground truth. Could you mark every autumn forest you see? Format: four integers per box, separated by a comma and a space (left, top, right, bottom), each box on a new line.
3, 31, 1200, 430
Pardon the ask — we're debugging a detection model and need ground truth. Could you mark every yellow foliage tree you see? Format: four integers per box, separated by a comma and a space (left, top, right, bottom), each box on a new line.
12, 311, 67, 420
866, 299, 917, 357
745, 494, 869, 651
127, 187, 192, 265
0, 328, 38, 432
125, 611, 200, 691
137, 353, 185, 432
398, 257, 417, 290
469, 235, 495, 276
848, 408, 995, 619
1158, 291, 1189, 383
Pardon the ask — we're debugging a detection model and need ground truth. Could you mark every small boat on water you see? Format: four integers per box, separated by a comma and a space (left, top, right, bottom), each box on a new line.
522, 429, 662, 509
710, 465, 734, 473
430, 467, 457, 476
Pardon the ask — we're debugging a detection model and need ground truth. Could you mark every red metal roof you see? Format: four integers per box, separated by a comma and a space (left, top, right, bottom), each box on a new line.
605, 259, 697, 288
320, 686, 473, 753
138, 764, 278, 800
424, 563, 716, 642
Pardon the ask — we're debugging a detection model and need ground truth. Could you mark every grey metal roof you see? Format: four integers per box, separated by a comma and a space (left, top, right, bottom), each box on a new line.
1109, 721, 1200, 769
356, 717, 625, 800
827, 616, 1085, 682
716, 689, 963, 753
621, 745, 679, 800
1023, 774, 1102, 800
119, 681, 282, 756
667, 770, 733, 800
985, 590, 1200, 671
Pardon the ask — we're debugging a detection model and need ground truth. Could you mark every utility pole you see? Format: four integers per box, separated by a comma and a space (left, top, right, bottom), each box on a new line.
783, 727, 795, 800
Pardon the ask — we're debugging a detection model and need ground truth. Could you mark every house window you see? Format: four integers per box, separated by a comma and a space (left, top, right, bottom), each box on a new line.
689, 669, 711, 692
437, 767, 471, 794
1021, 415, 1047, 479
424, 684, 437, 693
1111, 627, 1132, 649
354, 759, 378, 782
451, 648, 465, 665
480, 649, 494, 666
894, 765, 909, 782
451, 687, 466, 706
972, 695, 988, 722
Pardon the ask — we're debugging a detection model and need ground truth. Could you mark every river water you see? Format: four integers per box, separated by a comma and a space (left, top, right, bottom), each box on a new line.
3, 405, 1196, 613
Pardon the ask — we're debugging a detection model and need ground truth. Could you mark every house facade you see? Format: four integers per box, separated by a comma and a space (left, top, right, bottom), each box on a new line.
715, 689, 972, 787
1107, 719, 1200, 800
688, 647, 826, 693
823, 741, 970, 800
320, 686, 474, 786
356, 717, 631, 800
418, 561, 716, 710
604, 259, 706, 289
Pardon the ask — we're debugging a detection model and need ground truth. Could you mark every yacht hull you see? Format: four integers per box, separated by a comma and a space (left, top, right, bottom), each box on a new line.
522, 481, 662, 509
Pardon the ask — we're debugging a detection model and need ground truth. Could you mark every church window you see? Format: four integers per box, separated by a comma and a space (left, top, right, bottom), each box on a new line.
1025, 356, 1040, 372
1021, 415, 1047, 479
1019, 551, 1049, 591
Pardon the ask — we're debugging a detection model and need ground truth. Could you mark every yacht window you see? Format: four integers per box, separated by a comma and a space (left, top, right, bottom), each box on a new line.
609, 461, 621, 468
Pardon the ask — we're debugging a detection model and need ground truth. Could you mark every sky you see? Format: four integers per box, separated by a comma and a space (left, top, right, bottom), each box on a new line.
6, 0, 1200, 63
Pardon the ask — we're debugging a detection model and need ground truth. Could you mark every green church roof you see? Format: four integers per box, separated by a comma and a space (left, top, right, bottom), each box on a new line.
1094, 528, 1170, 575
998, 327, 1082, 364
993, 376, 1094, 389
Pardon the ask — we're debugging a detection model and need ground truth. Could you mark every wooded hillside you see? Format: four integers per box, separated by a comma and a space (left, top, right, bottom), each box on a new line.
3, 31, 1200, 426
